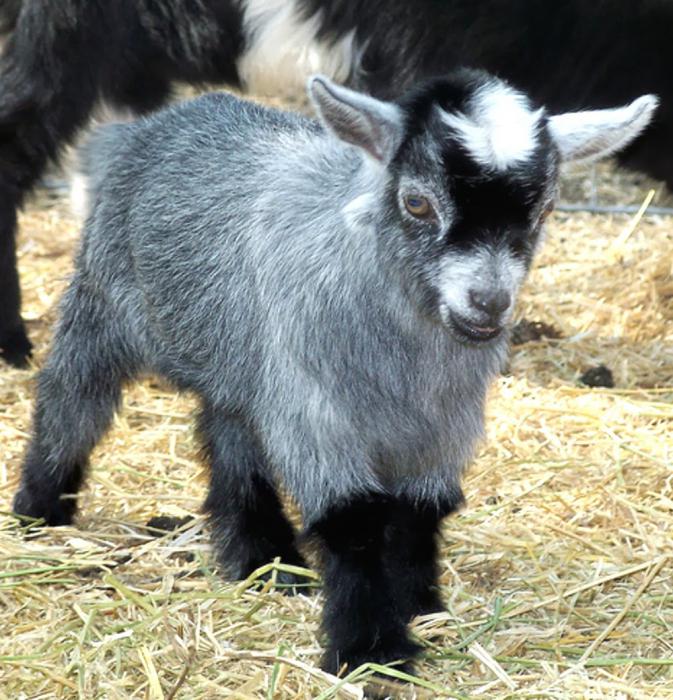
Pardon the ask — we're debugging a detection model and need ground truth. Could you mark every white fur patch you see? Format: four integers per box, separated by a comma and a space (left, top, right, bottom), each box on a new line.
435, 246, 526, 323
69, 170, 89, 222
342, 192, 376, 231
238, 0, 358, 96
440, 81, 543, 171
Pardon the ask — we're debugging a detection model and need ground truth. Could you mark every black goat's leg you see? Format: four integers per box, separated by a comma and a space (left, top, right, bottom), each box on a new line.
0, 188, 29, 367
309, 494, 421, 675
0, 1, 176, 366
198, 404, 310, 591
385, 491, 465, 621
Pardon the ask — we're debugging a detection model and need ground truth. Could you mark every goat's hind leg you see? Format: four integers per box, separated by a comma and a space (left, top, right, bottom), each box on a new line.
13, 277, 140, 525
198, 406, 310, 592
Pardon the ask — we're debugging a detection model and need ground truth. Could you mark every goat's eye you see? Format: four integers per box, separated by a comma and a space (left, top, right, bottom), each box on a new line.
404, 194, 432, 219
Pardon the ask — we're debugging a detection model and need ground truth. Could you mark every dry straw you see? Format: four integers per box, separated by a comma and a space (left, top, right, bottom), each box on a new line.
1, 154, 671, 698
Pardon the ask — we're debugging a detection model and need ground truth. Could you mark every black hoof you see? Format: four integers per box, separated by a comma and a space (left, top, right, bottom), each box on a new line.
220, 550, 315, 595
248, 556, 316, 596
0, 322, 33, 368
13, 487, 77, 527
410, 589, 445, 618
268, 566, 316, 595
322, 635, 421, 676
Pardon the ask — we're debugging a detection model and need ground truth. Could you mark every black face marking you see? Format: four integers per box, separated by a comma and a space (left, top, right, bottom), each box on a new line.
391, 69, 559, 261
396, 69, 482, 141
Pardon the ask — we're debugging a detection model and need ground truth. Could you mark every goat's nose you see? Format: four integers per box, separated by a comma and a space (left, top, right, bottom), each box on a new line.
468, 288, 511, 320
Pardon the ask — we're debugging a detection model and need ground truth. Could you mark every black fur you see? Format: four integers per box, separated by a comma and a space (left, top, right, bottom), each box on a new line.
0, 187, 30, 366
309, 495, 421, 674
385, 494, 465, 621
13, 455, 85, 526
308, 492, 463, 674
197, 403, 310, 590
1, 0, 671, 365
393, 72, 555, 264
0, 0, 21, 36
0, 0, 243, 366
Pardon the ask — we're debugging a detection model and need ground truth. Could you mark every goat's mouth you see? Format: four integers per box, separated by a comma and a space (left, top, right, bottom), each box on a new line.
448, 312, 503, 343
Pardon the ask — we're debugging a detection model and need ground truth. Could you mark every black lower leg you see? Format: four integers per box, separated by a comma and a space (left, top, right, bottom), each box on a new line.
385, 494, 463, 620
13, 449, 86, 526
199, 407, 308, 588
309, 495, 421, 675
0, 189, 31, 367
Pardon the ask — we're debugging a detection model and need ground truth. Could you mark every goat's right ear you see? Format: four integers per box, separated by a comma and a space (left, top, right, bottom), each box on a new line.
308, 75, 403, 163
548, 94, 659, 164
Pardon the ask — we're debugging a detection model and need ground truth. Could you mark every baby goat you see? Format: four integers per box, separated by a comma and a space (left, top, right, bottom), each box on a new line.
14, 71, 656, 673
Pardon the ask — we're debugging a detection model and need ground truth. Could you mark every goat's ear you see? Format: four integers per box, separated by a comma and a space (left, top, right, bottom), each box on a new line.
308, 75, 403, 163
548, 94, 659, 163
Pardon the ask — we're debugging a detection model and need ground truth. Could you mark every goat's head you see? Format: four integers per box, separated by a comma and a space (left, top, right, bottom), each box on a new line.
309, 70, 657, 344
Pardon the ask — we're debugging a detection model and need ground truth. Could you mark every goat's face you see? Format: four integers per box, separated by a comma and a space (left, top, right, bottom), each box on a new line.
309, 71, 658, 342
382, 77, 558, 342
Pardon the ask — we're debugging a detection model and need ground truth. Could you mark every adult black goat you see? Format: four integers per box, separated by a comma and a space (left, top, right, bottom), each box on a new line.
1, 0, 670, 367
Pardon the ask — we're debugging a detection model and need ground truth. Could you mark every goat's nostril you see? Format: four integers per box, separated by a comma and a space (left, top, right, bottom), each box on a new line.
468, 289, 511, 318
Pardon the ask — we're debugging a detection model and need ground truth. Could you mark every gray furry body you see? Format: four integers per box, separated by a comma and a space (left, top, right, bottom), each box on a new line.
75, 93, 497, 518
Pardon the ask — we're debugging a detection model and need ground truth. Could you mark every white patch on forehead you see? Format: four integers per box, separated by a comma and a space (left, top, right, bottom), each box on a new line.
439, 81, 544, 171
238, 0, 358, 96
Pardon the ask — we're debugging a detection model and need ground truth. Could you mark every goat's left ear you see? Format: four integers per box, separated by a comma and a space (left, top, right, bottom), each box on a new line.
549, 94, 659, 163
308, 75, 403, 163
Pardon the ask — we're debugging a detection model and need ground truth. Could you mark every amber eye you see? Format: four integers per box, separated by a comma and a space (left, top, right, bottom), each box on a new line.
404, 194, 432, 219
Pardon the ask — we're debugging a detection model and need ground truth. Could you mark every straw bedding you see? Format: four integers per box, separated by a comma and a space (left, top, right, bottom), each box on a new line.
0, 131, 671, 698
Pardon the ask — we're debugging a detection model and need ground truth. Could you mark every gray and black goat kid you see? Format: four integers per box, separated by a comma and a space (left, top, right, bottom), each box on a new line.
14, 71, 656, 674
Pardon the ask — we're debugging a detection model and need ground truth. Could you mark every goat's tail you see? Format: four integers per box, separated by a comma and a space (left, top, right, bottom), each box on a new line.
70, 121, 128, 221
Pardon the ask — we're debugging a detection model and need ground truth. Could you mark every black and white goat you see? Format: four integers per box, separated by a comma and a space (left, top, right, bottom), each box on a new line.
13, 69, 656, 672
1, 0, 672, 367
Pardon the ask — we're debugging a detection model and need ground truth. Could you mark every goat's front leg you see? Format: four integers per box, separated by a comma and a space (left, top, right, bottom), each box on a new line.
309, 494, 421, 675
385, 492, 464, 621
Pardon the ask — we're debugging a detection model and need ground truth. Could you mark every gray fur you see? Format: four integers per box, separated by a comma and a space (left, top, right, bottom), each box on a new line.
73, 95, 490, 517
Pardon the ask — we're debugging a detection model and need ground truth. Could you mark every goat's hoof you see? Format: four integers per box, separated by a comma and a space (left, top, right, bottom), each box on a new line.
251, 563, 315, 596
13, 488, 77, 529
0, 323, 32, 368
411, 589, 445, 618
269, 568, 315, 595
322, 635, 421, 677
222, 554, 316, 596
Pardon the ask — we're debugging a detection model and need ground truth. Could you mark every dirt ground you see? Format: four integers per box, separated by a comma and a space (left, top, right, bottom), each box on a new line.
0, 114, 672, 698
